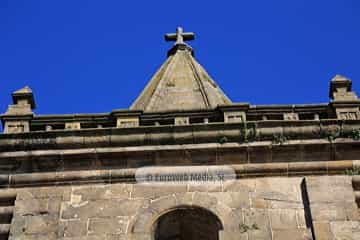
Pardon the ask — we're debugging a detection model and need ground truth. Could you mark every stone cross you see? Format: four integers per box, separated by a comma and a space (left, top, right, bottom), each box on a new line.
165, 27, 195, 45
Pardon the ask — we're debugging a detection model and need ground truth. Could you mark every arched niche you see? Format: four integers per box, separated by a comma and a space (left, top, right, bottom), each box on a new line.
153, 206, 223, 240
129, 193, 235, 240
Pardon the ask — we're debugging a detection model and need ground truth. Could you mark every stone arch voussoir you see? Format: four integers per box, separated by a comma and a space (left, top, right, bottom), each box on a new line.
130, 192, 234, 236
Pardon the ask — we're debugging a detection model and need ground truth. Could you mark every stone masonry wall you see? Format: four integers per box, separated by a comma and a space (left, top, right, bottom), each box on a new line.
306, 176, 360, 240
6, 176, 359, 240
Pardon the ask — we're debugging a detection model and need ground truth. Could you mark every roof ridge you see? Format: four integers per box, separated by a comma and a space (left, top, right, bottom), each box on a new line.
185, 52, 211, 108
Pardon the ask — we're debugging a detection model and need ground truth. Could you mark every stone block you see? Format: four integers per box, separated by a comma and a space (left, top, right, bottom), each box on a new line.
55, 135, 85, 149
345, 202, 360, 221
311, 203, 347, 221
192, 192, 218, 209
23, 215, 58, 234
83, 134, 110, 147
283, 113, 299, 121
268, 199, 304, 209
187, 149, 217, 165
272, 229, 312, 240
223, 111, 245, 123
129, 233, 151, 240
174, 192, 193, 205
13, 188, 44, 201
187, 182, 222, 192
305, 176, 355, 204
149, 195, 177, 212
335, 143, 360, 161
72, 184, 131, 201
61, 199, 146, 220
223, 179, 255, 192
247, 228, 272, 240
154, 150, 191, 166
15, 198, 46, 214
131, 184, 187, 199
217, 148, 248, 165
125, 153, 155, 169
336, 109, 360, 120
269, 209, 298, 230
116, 117, 139, 128
65, 122, 81, 130
224, 209, 244, 232
58, 220, 87, 237
244, 209, 271, 236
272, 145, 301, 162
174, 117, 189, 125
330, 221, 360, 240
255, 177, 302, 202
313, 221, 334, 240
296, 210, 308, 229
9, 233, 57, 240
107, 234, 126, 240
211, 192, 250, 209
68, 234, 115, 240
248, 146, 271, 163
219, 230, 247, 240
250, 197, 270, 209
131, 208, 157, 234
88, 217, 128, 234
4, 121, 30, 133
302, 144, 331, 162
9, 216, 26, 236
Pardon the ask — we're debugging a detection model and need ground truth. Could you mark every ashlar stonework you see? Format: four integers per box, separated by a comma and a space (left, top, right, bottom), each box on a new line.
1, 27, 360, 239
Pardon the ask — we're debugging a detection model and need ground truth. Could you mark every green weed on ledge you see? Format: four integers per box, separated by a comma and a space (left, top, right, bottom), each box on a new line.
345, 167, 360, 176
219, 136, 228, 144
239, 223, 259, 233
350, 129, 360, 140
272, 134, 287, 145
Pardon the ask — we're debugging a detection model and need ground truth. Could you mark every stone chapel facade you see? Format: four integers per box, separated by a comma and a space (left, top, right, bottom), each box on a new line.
0, 27, 360, 240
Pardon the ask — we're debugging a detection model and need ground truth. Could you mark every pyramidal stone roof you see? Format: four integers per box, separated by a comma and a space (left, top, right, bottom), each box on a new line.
130, 27, 231, 112
13, 86, 33, 94
331, 74, 351, 82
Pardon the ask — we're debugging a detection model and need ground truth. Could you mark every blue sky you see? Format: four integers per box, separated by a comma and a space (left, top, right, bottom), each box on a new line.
1, 0, 360, 116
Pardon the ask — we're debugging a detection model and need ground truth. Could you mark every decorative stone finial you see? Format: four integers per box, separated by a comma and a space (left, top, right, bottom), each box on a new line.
12, 86, 36, 109
1, 86, 35, 133
329, 74, 360, 120
329, 74, 356, 100
165, 27, 195, 45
